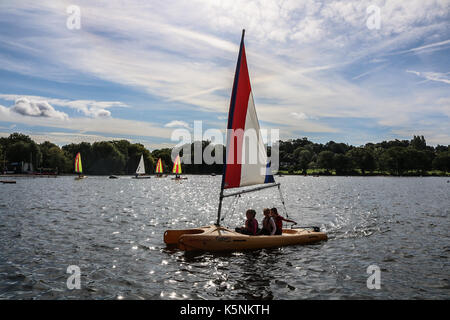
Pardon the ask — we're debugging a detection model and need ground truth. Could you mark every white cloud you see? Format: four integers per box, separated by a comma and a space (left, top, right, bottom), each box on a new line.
0, 0, 449, 145
406, 70, 450, 85
164, 120, 191, 129
0, 94, 125, 118
0, 131, 125, 146
0, 103, 173, 140
397, 39, 450, 55
290, 112, 315, 120
11, 97, 68, 120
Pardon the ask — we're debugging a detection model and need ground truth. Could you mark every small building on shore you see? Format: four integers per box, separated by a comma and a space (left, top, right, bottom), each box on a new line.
4, 161, 33, 174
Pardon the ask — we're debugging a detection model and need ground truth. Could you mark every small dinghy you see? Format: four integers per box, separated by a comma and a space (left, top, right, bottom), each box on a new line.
164, 30, 327, 252
164, 225, 327, 252
155, 158, 167, 177
133, 154, 151, 179
171, 155, 187, 180
1, 180, 16, 184
74, 153, 87, 180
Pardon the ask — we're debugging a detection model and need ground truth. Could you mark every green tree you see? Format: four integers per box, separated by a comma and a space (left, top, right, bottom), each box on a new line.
47, 146, 70, 173
347, 147, 376, 175
112, 140, 131, 172
298, 149, 312, 175
6, 140, 41, 171
62, 142, 93, 173
317, 150, 334, 173
432, 151, 450, 172
404, 148, 433, 174
326, 141, 349, 154
152, 148, 173, 173
410, 135, 426, 150
7, 132, 33, 144
379, 147, 408, 175
333, 153, 351, 175
39, 141, 71, 173
435, 145, 448, 153
91, 141, 126, 175
0, 144, 4, 172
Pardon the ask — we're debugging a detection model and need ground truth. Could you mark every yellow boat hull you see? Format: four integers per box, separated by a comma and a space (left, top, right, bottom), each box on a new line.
164, 225, 327, 252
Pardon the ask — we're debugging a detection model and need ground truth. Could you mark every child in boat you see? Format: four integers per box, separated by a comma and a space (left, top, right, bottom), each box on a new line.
271, 207, 297, 235
235, 209, 259, 235
257, 208, 276, 235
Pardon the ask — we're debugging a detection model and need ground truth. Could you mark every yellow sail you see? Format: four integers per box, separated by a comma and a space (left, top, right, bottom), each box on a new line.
75, 152, 83, 173
156, 158, 163, 174
172, 155, 182, 174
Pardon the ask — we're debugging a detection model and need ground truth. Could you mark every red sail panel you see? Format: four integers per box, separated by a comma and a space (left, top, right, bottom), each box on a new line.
222, 34, 252, 189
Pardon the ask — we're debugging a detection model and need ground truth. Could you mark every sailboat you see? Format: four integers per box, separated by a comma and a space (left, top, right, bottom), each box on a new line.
155, 158, 167, 177
133, 154, 151, 179
164, 30, 327, 252
74, 152, 86, 180
171, 155, 187, 180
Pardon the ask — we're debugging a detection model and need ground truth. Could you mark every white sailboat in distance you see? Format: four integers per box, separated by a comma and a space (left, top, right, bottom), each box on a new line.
133, 154, 151, 179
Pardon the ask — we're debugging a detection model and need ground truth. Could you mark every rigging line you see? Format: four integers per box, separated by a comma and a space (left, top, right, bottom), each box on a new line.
278, 184, 289, 219
221, 194, 240, 222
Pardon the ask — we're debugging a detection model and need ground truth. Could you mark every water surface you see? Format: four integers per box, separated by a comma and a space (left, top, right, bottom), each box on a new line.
0, 175, 448, 299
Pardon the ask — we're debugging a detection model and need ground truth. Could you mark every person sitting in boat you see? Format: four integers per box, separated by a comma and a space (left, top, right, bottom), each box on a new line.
271, 207, 297, 235
257, 208, 276, 235
235, 209, 258, 236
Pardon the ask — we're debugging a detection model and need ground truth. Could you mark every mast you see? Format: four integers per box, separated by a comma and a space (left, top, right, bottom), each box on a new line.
216, 29, 245, 226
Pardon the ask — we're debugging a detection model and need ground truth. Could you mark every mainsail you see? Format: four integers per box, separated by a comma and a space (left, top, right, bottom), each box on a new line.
75, 152, 83, 174
155, 158, 163, 174
221, 30, 274, 190
136, 155, 145, 174
217, 30, 277, 225
172, 155, 182, 174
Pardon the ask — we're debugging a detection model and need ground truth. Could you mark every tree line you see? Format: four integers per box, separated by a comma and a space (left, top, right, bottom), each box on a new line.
277, 136, 449, 176
0, 133, 448, 175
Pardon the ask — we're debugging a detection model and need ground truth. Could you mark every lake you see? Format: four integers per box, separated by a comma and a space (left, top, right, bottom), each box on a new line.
0, 175, 448, 299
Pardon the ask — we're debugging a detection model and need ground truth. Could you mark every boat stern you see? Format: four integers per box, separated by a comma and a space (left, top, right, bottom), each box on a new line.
163, 226, 212, 247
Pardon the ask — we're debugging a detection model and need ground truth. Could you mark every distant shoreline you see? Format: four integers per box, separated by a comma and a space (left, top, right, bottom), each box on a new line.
276, 170, 450, 177
1, 172, 449, 178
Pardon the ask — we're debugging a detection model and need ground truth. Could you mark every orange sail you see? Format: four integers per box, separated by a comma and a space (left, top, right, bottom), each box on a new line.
155, 158, 163, 174
75, 152, 83, 173
172, 155, 182, 174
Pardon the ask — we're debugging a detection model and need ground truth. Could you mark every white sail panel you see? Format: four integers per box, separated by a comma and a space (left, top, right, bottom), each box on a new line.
239, 94, 270, 187
136, 155, 145, 174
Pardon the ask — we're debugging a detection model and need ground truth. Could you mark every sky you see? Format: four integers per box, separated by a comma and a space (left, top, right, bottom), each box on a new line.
0, 0, 449, 149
